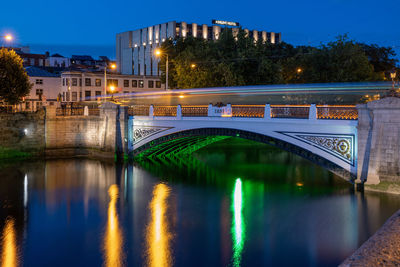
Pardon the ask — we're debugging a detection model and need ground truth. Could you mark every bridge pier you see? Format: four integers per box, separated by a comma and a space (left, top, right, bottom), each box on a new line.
357, 97, 400, 184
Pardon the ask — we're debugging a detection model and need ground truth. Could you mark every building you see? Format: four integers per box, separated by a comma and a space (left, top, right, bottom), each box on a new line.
60, 71, 163, 102
46, 53, 71, 68
17, 51, 47, 67
23, 66, 61, 111
116, 20, 282, 76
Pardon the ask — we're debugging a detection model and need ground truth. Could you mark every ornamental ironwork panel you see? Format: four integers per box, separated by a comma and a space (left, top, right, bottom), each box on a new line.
182, 106, 208, 117
153, 106, 177, 117
232, 105, 264, 118
132, 126, 173, 145
128, 105, 149, 116
317, 106, 358, 120
277, 131, 355, 165
271, 106, 309, 119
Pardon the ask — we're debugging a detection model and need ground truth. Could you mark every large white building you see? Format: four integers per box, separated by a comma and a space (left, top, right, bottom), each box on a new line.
116, 20, 282, 76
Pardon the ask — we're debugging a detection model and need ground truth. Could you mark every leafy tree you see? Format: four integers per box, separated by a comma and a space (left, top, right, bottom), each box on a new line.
159, 31, 396, 89
0, 48, 31, 104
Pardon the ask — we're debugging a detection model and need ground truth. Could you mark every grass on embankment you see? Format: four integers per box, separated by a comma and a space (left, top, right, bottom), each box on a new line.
365, 182, 400, 195
0, 147, 32, 159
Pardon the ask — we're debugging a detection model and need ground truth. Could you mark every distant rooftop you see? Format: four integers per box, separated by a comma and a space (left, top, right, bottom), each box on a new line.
51, 53, 64, 58
71, 55, 94, 61
25, 66, 60, 77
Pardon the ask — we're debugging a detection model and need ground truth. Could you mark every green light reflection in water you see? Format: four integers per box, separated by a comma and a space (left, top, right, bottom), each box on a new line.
232, 178, 245, 267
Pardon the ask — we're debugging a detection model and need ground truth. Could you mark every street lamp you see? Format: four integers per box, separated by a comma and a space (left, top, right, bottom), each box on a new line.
155, 49, 168, 90
1, 34, 13, 48
104, 63, 117, 101
109, 85, 115, 101
388, 69, 398, 97
297, 68, 302, 73
191, 63, 196, 69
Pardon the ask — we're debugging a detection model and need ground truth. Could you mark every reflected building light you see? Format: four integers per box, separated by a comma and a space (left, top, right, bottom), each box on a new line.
1, 218, 18, 267
146, 183, 172, 267
103, 185, 124, 267
231, 178, 245, 267
24, 174, 28, 208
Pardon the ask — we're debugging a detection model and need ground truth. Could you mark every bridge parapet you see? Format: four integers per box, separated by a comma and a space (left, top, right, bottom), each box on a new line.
128, 104, 358, 120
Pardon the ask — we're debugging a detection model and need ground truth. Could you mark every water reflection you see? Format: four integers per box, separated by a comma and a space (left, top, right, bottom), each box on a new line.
146, 183, 172, 267
231, 178, 245, 267
103, 185, 124, 267
1, 218, 18, 267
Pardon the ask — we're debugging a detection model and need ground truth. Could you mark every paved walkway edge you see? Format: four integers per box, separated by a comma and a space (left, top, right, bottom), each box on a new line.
340, 209, 400, 266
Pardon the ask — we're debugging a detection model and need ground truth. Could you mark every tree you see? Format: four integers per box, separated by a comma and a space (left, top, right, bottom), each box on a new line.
0, 48, 31, 104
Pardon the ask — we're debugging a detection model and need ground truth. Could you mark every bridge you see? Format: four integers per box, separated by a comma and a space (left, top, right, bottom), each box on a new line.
126, 104, 358, 181
46, 82, 398, 185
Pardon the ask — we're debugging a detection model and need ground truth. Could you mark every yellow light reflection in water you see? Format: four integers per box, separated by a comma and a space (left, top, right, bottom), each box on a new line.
232, 178, 245, 267
146, 183, 172, 267
1, 218, 18, 267
103, 184, 124, 267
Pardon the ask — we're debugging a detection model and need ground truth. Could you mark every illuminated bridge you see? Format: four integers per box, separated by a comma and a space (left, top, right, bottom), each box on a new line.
127, 104, 358, 181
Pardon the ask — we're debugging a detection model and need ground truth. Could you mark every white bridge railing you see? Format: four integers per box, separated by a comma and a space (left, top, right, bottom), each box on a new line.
128, 104, 358, 120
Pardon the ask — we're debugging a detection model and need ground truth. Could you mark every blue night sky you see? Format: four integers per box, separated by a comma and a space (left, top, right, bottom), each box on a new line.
1, 0, 399, 60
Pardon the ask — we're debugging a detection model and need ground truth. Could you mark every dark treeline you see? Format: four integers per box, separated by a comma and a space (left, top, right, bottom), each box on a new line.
158, 29, 398, 89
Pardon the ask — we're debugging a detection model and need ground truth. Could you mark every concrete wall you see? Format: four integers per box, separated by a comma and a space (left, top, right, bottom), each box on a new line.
0, 111, 45, 156
357, 97, 400, 184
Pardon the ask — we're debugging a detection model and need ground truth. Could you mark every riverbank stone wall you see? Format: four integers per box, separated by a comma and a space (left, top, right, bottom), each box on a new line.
0, 110, 45, 157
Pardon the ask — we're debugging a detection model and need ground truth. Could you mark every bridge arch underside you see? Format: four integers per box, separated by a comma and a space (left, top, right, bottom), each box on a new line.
132, 128, 355, 183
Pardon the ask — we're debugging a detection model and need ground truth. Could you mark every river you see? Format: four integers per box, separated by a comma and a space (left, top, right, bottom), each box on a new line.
0, 138, 399, 266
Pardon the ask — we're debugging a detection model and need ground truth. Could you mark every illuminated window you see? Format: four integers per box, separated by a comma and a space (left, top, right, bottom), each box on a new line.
132, 80, 137, 87
139, 80, 144, 88
148, 80, 154, 88
95, 79, 101, 86
156, 81, 161, 88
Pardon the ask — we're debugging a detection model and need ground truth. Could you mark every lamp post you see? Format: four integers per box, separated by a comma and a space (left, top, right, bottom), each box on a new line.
389, 69, 398, 97
104, 63, 116, 101
155, 49, 168, 90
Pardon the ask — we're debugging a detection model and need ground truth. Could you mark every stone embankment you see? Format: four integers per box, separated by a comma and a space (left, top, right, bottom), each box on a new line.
0, 103, 129, 160
340, 209, 400, 266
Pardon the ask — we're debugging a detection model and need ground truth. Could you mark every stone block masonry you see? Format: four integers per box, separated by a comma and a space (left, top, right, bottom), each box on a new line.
0, 110, 45, 157
0, 103, 129, 160
357, 97, 400, 184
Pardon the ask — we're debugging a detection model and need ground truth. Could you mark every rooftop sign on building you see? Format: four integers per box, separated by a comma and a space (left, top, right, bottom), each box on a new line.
212, 20, 239, 27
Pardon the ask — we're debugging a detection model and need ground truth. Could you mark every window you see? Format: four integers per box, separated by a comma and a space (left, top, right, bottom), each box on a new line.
25, 102, 30, 109
123, 91, 128, 94
139, 80, 144, 88
85, 78, 91, 86
66, 92, 70, 101
62, 78, 65, 86
85, 91, 91, 99
35, 79, 43, 85
95, 79, 101, 87
95, 91, 101, 96
132, 80, 137, 87
62, 92, 65, 101
156, 81, 161, 88
35, 89, 43, 96
148, 80, 154, 88
72, 78, 78, 86
79, 78, 82, 86
72, 92, 77, 101
124, 80, 129, 87
66, 78, 70, 86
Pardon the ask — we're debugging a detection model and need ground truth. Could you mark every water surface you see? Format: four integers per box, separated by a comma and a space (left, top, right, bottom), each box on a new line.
1, 138, 399, 266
